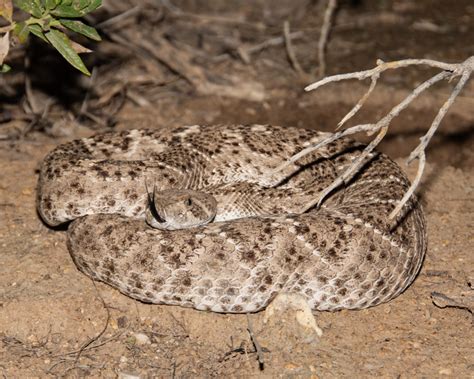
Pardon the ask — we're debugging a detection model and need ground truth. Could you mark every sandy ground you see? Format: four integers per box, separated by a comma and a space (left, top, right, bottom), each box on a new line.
0, 1, 473, 377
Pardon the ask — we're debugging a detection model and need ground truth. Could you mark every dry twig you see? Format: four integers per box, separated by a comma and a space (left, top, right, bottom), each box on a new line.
107, 30, 265, 101
245, 31, 304, 57
96, 5, 143, 30
317, 0, 337, 77
222, 31, 304, 64
73, 281, 111, 365
431, 291, 473, 318
79, 67, 98, 115
283, 21, 304, 74
161, 0, 265, 30
246, 314, 265, 370
269, 56, 474, 220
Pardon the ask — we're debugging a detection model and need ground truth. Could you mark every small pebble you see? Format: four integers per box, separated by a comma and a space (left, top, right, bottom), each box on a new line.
264, 293, 323, 337
439, 368, 453, 375
133, 332, 151, 345
118, 372, 140, 379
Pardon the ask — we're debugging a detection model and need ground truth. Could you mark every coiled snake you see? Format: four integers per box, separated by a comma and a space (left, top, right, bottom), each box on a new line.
37, 124, 426, 313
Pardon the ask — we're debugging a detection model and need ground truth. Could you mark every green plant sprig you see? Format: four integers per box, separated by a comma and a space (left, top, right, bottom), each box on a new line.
0, 0, 102, 75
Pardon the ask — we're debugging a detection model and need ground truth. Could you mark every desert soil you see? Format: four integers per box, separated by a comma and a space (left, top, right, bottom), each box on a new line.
0, 1, 473, 378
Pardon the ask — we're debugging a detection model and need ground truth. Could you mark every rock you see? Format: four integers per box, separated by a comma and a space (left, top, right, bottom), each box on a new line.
264, 292, 323, 338
132, 332, 151, 345
118, 371, 140, 379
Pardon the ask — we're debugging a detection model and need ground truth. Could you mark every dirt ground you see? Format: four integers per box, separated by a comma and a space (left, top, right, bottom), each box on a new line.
0, 0, 473, 377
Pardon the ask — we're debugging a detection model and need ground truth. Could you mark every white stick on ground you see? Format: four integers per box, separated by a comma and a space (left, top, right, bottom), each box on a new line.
270, 56, 474, 220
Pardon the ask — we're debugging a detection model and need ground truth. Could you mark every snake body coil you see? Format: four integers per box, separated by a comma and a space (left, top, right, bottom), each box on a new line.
37, 124, 426, 313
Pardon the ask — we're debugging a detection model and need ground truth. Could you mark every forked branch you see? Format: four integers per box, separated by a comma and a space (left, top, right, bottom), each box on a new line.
271, 56, 474, 220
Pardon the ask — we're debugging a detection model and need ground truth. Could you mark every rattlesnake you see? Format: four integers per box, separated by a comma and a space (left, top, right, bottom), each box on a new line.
37, 124, 426, 313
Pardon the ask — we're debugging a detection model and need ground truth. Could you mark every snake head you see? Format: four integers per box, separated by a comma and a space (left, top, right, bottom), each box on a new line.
145, 188, 217, 231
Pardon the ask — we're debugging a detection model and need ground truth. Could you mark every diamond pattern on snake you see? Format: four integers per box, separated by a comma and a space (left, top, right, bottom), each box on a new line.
37, 124, 426, 313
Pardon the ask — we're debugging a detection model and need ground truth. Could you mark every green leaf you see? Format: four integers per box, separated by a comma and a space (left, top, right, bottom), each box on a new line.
43, 0, 60, 10
13, 0, 44, 18
28, 23, 47, 42
13, 21, 30, 43
50, 4, 82, 17
81, 0, 100, 13
50, 0, 101, 17
76, 0, 88, 8
0, 0, 13, 22
45, 29, 90, 75
59, 19, 100, 41
0, 63, 11, 72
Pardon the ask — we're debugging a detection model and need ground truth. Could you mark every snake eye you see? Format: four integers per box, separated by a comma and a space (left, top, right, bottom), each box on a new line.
184, 197, 192, 206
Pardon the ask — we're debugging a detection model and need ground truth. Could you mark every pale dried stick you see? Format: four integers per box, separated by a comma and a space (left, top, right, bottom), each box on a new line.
389, 66, 472, 218
306, 125, 388, 211
267, 123, 374, 187
269, 70, 448, 185
283, 21, 304, 74
232, 31, 303, 64
318, 0, 337, 77
96, 5, 142, 30
245, 31, 303, 55
390, 150, 425, 225
305, 58, 462, 92
337, 73, 378, 129
309, 71, 450, 213
272, 56, 473, 218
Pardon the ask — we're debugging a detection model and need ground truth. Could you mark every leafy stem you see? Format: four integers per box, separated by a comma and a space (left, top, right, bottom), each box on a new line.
0, 0, 102, 75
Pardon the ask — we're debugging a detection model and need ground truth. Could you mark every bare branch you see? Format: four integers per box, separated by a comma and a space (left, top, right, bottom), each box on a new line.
337, 73, 378, 129
407, 69, 472, 165
245, 31, 303, 55
283, 21, 304, 74
389, 67, 472, 219
317, 0, 337, 77
305, 58, 466, 92
246, 314, 265, 370
280, 56, 473, 219
270, 70, 448, 184
96, 5, 142, 30
389, 150, 426, 221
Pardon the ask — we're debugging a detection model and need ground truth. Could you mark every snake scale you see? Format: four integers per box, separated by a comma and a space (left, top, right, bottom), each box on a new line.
37, 124, 426, 313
